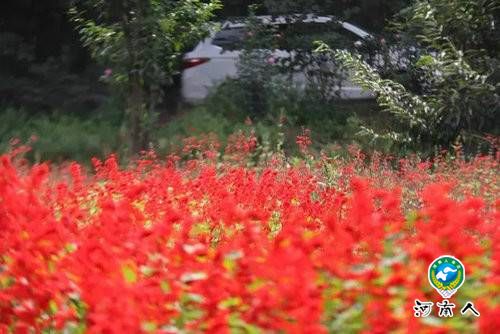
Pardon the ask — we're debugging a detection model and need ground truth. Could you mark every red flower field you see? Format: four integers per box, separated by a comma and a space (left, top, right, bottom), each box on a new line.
0, 141, 498, 333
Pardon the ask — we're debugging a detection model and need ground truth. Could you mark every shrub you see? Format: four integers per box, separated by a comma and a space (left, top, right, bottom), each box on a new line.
331, 0, 499, 154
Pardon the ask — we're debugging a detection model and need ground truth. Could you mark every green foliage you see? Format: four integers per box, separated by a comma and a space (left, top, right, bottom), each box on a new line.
0, 99, 388, 163
70, 0, 221, 153
0, 107, 120, 162
331, 0, 499, 154
394, 0, 500, 60
156, 107, 234, 149
155, 105, 289, 155
333, 50, 436, 145
71, 0, 220, 87
200, 75, 366, 154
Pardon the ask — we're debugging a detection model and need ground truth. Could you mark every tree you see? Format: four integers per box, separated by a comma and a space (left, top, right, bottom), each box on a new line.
70, 0, 220, 153
331, 0, 499, 154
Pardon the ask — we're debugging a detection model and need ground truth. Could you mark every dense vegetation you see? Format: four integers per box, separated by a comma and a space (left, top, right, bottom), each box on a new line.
334, 0, 499, 153
1, 0, 497, 159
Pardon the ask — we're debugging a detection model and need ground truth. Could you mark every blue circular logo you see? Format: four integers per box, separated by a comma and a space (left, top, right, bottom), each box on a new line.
428, 255, 465, 298
435, 262, 459, 283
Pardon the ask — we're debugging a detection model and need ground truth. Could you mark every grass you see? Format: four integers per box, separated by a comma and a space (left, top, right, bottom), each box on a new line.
0, 106, 121, 163
0, 87, 394, 163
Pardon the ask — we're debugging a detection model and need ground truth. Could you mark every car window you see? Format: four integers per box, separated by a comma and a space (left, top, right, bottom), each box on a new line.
212, 21, 361, 51
212, 27, 246, 50
277, 22, 361, 51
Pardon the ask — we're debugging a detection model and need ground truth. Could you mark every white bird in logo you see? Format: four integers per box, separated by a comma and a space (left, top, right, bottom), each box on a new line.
436, 267, 458, 281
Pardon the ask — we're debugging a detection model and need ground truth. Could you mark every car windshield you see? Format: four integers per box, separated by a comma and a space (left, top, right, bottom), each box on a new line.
212, 21, 361, 51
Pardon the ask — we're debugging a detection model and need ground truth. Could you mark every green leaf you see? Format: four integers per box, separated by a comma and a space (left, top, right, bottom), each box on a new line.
160, 280, 171, 293
416, 55, 435, 67
49, 299, 58, 314
122, 264, 137, 284
229, 314, 262, 334
219, 297, 242, 309
142, 321, 157, 332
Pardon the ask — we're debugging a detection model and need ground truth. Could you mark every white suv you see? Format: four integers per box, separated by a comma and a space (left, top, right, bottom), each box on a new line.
181, 15, 375, 103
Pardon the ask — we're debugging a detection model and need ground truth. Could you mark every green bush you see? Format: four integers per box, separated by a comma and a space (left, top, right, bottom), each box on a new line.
332, 0, 499, 155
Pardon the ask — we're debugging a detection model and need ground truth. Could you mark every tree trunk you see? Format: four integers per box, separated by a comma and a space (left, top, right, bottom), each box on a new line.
121, 0, 152, 154
127, 74, 147, 154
